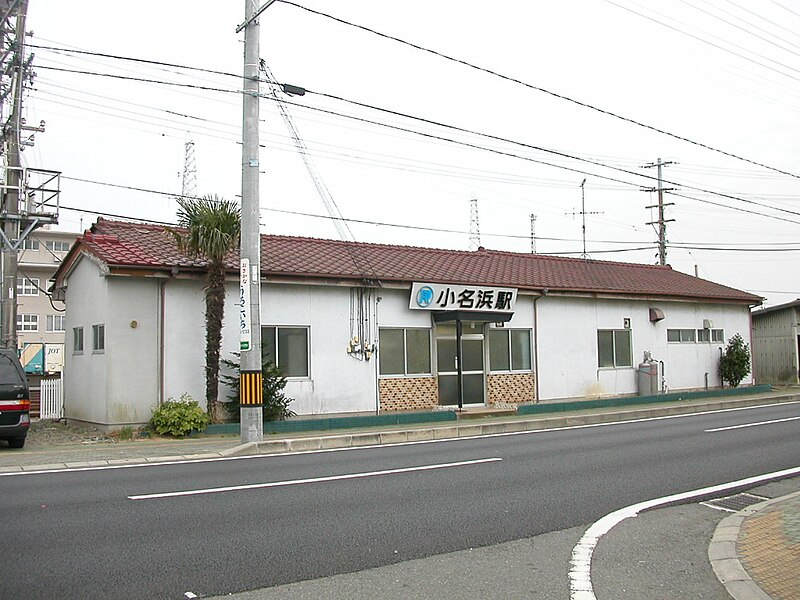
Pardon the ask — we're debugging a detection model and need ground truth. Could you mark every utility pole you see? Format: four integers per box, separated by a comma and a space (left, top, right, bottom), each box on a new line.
468, 196, 480, 250
642, 158, 676, 266
237, 0, 270, 443
0, 0, 57, 349
530, 213, 537, 254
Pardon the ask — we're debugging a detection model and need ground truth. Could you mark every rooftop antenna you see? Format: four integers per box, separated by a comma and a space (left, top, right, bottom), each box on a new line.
565, 179, 602, 259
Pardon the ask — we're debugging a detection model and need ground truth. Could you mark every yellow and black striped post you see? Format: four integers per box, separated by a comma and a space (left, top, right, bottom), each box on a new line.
239, 370, 263, 406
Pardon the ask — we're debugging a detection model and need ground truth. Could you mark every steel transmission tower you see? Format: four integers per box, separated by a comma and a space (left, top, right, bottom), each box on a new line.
469, 196, 480, 251
181, 135, 197, 198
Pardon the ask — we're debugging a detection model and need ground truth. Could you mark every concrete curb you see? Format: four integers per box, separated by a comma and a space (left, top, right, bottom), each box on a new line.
232, 393, 799, 458
3, 392, 796, 473
709, 490, 800, 600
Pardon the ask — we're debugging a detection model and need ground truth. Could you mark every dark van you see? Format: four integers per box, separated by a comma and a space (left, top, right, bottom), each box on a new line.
0, 349, 30, 448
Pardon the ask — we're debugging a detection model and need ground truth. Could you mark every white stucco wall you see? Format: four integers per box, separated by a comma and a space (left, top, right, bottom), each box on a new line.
63, 258, 757, 423
163, 280, 381, 415
64, 259, 161, 427
536, 296, 753, 401
104, 277, 160, 424
63, 257, 109, 424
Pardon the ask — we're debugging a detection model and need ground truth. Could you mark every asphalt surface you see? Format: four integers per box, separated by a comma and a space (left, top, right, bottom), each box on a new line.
0, 392, 800, 600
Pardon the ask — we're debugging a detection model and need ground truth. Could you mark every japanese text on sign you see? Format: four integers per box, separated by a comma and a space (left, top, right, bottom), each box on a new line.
409, 282, 517, 313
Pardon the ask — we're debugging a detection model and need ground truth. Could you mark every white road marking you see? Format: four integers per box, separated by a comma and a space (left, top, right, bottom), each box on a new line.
128, 457, 502, 500
2, 400, 797, 478
568, 465, 800, 600
705, 415, 800, 432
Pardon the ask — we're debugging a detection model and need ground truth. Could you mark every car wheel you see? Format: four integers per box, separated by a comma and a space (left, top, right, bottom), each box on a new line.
7, 437, 25, 449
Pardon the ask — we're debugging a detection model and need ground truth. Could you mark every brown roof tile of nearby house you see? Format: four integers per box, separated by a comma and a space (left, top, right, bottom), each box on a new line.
60, 218, 761, 304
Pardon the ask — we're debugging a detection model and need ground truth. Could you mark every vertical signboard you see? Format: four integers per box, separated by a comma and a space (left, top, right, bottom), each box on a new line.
240, 258, 251, 351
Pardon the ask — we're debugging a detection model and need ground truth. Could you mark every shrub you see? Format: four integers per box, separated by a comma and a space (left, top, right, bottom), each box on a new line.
150, 393, 211, 437
220, 354, 296, 422
719, 333, 751, 387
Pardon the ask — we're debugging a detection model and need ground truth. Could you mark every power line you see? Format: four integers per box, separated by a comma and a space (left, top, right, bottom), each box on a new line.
277, 0, 800, 180
33, 44, 800, 223
302, 88, 800, 222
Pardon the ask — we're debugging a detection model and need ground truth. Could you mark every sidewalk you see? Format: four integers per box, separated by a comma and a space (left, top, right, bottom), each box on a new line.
2, 388, 799, 599
711, 489, 800, 600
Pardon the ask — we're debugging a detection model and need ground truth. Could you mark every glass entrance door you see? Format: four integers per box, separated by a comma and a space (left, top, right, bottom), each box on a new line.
436, 332, 485, 406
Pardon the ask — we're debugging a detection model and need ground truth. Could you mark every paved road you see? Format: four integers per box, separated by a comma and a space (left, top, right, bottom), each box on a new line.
3, 401, 799, 599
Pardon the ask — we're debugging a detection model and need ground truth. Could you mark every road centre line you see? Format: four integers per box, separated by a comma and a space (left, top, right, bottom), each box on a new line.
568, 465, 800, 600
128, 457, 502, 500
705, 415, 800, 432
3, 400, 797, 478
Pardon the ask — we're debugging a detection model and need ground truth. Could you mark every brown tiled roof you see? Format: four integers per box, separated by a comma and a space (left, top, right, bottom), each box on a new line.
60, 218, 761, 304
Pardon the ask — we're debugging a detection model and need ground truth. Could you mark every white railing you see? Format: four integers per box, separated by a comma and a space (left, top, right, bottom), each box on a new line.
39, 376, 64, 419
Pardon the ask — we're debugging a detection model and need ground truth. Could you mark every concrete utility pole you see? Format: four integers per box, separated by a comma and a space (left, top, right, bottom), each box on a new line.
530, 213, 537, 254
237, 0, 268, 443
643, 158, 676, 266
0, 1, 25, 349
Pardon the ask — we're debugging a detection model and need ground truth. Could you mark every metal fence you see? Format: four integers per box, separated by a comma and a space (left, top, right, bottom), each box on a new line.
39, 376, 64, 420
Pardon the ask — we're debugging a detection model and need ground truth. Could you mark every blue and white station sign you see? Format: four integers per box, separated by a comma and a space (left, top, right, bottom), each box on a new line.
409, 282, 517, 313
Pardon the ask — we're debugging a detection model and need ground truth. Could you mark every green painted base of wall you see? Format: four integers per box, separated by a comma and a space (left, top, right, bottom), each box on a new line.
204, 385, 773, 436
206, 409, 457, 436
516, 384, 773, 416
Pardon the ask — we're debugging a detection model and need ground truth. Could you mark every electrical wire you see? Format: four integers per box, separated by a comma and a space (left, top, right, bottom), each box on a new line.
277, 0, 800, 179
31, 45, 800, 223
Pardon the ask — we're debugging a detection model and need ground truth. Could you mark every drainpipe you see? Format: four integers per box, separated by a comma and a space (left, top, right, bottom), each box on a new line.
533, 290, 546, 403
748, 308, 756, 386
158, 279, 166, 405
374, 295, 381, 414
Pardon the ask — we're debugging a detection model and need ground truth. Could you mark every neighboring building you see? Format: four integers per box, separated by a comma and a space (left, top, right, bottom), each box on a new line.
52, 219, 761, 429
17, 228, 76, 377
752, 299, 800, 385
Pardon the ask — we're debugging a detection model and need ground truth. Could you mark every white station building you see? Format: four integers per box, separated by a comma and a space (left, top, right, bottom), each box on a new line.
53, 219, 762, 429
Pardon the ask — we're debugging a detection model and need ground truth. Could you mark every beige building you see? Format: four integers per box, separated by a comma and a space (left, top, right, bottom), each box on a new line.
16, 228, 76, 375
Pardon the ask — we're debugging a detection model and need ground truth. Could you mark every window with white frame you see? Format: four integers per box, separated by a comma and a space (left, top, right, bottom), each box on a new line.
17, 314, 38, 332
712, 329, 724, 343
378, 328, 432, 376
488, 328, 532, 372
261, 326, 309, 377
667, 328, 697, 343
16, 277, 39, 296
92, 324, 105, 352
22, 238, 39, 250
45, 240, 71, 253
47, 314, 66, 332
73, 327, 84, 353
597, 329, 632, 368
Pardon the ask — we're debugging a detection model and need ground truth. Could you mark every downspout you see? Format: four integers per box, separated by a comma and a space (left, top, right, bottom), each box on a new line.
374, 294, 381, 414
533, 291, 546, 404
748, 307, 756, 386
158, 279, 166, 405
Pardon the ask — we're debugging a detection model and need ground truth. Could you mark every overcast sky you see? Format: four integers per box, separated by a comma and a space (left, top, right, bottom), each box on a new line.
23, 0, 800, 307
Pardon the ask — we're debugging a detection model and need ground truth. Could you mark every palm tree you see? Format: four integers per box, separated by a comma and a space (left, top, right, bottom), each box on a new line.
168, 194, 241, 422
